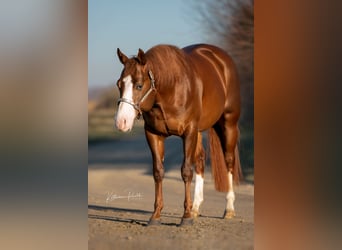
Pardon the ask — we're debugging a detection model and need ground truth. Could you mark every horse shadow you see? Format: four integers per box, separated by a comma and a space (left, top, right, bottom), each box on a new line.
88, 204, 224, 227
88, 204, 182, 227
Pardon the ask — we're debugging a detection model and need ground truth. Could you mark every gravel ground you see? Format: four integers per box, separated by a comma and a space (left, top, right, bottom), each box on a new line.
88, 135, 254, 249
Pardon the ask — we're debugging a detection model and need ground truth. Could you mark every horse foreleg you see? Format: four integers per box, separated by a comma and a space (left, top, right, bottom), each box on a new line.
180, 126, 197, 225
145, 129, 165, 225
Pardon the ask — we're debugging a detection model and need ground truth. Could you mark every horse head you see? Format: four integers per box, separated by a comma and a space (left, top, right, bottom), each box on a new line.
115, 48, 156, 132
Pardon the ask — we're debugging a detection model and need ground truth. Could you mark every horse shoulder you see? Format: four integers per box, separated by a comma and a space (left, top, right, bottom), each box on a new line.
143, 106, 169, 136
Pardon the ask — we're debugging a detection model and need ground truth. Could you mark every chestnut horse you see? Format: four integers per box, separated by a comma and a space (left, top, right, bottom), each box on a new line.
115, 44, 242, 226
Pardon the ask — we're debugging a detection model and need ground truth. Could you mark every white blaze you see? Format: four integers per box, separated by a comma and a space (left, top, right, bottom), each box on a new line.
193, 174, 204, 212
115, 75, 136, 132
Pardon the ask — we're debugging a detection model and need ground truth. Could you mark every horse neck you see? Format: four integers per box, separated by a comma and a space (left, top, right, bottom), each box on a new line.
148, 64, 189, 94
146, 48, 190, 94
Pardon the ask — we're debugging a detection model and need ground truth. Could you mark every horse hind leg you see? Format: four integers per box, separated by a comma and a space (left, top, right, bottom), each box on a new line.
192, 132, 205, 218
221, 112, 241, 219
224, 170, 236, 219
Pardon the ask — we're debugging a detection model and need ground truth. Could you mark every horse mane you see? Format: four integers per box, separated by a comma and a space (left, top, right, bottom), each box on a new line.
145, 45, 192, 90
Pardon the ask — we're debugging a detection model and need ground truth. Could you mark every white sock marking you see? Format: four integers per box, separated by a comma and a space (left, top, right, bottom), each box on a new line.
193, 174, 204, 211
226, 171, 235, 211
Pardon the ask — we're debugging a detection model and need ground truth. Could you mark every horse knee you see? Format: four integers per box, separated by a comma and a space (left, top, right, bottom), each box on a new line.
181, 165, 193, 182
153, 167, 164, 182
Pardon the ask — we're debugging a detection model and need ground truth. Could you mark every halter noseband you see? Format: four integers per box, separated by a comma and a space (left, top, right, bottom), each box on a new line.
117, 70, 156, 118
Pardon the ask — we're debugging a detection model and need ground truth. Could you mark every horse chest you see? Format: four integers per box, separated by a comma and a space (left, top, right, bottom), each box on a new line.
143, 107, 184, 136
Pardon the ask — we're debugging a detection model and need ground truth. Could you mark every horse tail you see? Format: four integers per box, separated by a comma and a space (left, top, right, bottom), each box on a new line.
208, 127, 228, 192
233, 127, 243, 185
208, 126, 243, 192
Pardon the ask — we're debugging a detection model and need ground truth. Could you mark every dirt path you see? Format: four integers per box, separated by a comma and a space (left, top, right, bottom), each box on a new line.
88, 134, 254, 249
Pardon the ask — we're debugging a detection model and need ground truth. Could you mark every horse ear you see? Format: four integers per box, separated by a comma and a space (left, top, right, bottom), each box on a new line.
137, 48, 146, 65
117, 48, 128, 64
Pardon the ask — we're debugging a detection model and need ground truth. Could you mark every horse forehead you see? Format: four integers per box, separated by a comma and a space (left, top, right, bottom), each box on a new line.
124, 61, 143, 78
120, 75, 133, 97
122, 74, 133, 86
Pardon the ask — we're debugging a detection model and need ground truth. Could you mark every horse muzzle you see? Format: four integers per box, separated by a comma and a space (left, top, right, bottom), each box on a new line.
115, 100, 137, 132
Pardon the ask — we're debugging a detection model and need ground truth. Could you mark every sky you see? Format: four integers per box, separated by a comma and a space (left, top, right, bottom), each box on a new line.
88, 0, 206, 88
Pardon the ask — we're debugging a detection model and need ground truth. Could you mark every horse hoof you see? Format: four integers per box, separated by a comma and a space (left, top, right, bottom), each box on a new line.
191, 210, 200, 218
148, 219, 161, 226
223, 210, 235, 219
180, 217, 194, 226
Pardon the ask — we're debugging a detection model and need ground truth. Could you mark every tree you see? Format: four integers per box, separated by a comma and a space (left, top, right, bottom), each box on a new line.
194, 0, 254, 129
192, 0, 254, 172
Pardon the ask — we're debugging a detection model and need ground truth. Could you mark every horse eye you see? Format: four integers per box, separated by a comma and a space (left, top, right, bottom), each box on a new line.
136, 84, 143, 90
